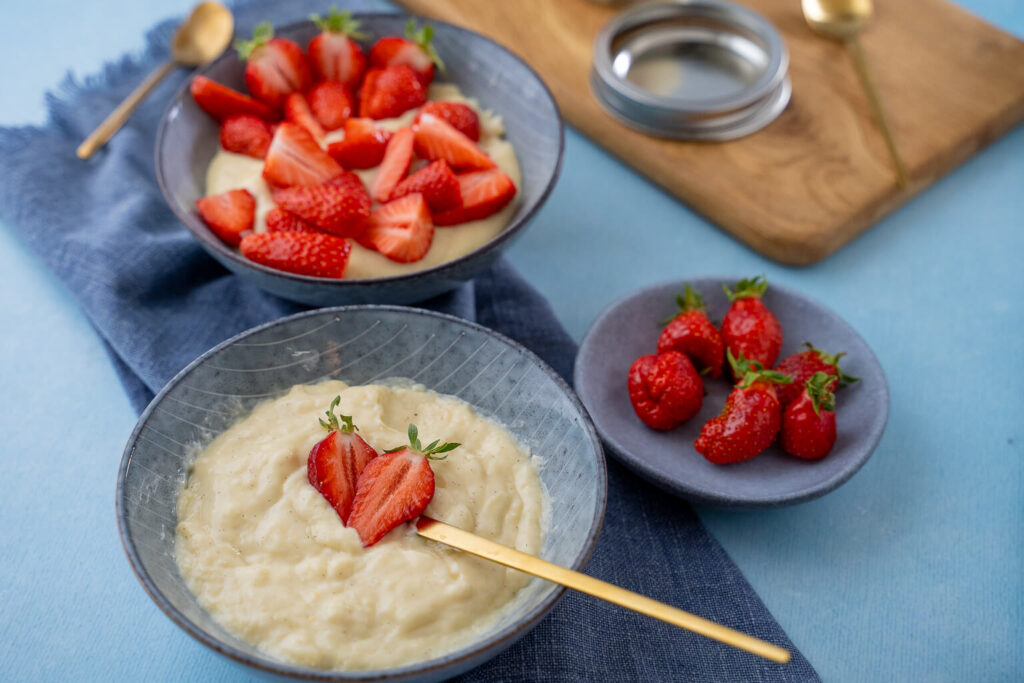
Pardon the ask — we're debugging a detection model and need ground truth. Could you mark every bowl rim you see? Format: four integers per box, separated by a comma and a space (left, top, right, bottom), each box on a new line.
116, 304, 608, 680
155, 12, 565, 289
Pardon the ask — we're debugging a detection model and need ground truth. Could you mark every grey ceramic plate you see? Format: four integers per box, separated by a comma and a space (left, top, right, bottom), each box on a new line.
117, 306, 606, 681
156, 14, 563, 306
574, 277, 888, 507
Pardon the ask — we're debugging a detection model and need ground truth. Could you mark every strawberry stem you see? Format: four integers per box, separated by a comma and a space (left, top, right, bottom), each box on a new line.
803, 341, 859, 386
723, 275, 769, 302
805, 372, 836, 415
318, 395, 358, 433
234, 21, 274, 60
311, 6, 366, 39
728, 349, 792, 389
660, 283, 706, 325
387, 423, 460, 460
405, 18, 446, 73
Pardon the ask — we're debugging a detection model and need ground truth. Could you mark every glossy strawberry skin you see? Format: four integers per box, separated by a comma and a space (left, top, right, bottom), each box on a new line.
272, 183, 370, 237
347, 448, 435, 547
389, 159, 461, 211
190, 75, 277, 122
308, 428, 379, 523
781, 391, 837, 460
433, 169, 516, 226
695, 380, 782, 464
219, 115, 272, 159
774, 347, 850, 407
327, 118, 392, 169
265, 207, 320, 234
358, 65, 427, 120
369, 36, 434, 86
307, 81, 354, 132
627, 351, 704, 431
722, 297, 782, 378
239, 232, 352, 278
658, 311, 725, 379
195, 189, 255, 246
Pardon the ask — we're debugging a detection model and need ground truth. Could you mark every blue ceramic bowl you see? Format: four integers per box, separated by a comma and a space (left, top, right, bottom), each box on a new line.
116, 306, 606, 681
156, 14, 563, 306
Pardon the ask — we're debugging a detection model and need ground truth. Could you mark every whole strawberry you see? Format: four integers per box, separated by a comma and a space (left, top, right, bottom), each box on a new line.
781, 372, 837, 460
695, 351, 792, 465
627, 351, 704, 431
308, 396, 378, 522
656, 284, 725, 378
368, 19, 444, 87
721, 275, 783, 379
235, 22, 312, 109
774, 342, 858, 407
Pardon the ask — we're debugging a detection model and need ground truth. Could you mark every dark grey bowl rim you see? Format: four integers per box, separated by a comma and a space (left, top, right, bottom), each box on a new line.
116, 305, 608, 680
155, 13, 564, 288
574, 276, 889, 508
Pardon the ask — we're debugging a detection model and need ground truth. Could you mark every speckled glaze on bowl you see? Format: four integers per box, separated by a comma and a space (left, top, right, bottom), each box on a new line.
574, 277, 888, 508
156, 15, 563, 306
117, 306, 606, 681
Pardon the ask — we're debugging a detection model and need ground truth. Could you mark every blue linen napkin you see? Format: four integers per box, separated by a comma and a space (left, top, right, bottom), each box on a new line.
0, 1, 819, 680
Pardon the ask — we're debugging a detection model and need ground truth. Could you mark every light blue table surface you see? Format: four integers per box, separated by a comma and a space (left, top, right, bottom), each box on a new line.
1, 1, 1021, 680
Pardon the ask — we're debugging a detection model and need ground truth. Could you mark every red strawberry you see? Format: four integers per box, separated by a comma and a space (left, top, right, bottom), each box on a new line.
416, 101, 480, 141
369, 127, 414, 203
390, 160, 461, 211
347, 424, 458, 547
240, 231, 352, 278
265, 207, 320, 234
219, 115, 272, 158
433, 169, 516, 226
361, 193, 434, 263
656, 284, 725, 379
412, 112, 495, 170
627, 351, 703, 431
284, 92, 326, 140
307, 81, 353, 132
358, 65, 427, 120
235, 22, 312, 109
195, 189, 255, 246
368, 19, 444, 87
307, 8, 367, 89
272, 183, 370, 237
325, 169, 369, 195
190, 75, 277, 122
308, 396, 379, 523
695, 351, 792, 465
774, 343, 858, 407
327, 118, 392, 169
262, 122, 342, 188
781, 372, 837, 460
721, 275, 783, 379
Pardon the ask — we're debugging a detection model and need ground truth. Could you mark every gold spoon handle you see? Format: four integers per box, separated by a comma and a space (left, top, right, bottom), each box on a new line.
416, 517, 791, 664
846, 37, 909, 187
76, 60, 178, 159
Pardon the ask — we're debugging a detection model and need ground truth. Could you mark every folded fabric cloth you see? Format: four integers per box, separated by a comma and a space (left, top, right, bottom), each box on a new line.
0, 0, 818, 680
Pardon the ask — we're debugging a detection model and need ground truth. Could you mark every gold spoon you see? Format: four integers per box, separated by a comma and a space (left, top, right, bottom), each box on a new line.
802, 0, 908, 187
417, 517, 791, 663
76, 2, 234, 159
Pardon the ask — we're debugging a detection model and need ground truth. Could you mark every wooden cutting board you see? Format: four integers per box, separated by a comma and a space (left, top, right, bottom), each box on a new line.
395, 0, 1024, 265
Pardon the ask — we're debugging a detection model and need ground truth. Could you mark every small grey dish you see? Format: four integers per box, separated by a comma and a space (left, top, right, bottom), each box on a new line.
574, 277, 888, 507
156, 14, 563, 306
591, 0, 791, 140
116, 306, 606, 682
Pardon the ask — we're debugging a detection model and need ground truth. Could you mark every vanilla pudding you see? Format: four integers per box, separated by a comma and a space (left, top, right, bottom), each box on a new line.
175, 380, 547, 670
205, 84, 521, 279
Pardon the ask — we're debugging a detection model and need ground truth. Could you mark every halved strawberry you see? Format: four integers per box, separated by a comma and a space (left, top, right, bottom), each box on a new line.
416, 101, 480, 141
434, 169, 516, 226
362, 193, 433, 263
190, 75, 277, 122
390, 160, 460, 211
219, 115, 272, 158
284, 92, 326, 139
326, 118, 392, 169
307, 81, 353, 132
346, 424, 458, 547
236, 22, 312, 109
325, 170, 369, 196
308, 397, 378, 523
265, 207, 320, 234
307, 8, 367, 89
368, 19, 444, 87
370, 127, 414, 203
272, 182, 370, 237
358, 65, 427, 120
240, 231, 351, 278
412, 112, 494, 170
195, 189, 255, 246
262, 122, 342, 188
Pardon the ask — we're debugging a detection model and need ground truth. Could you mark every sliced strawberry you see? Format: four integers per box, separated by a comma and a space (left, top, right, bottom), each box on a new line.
219, 115, 272, 158
236, 22, 312, 109
265, 207, 320, 234
434, 169, 516, 226
272, 183, 370, 237
195, 189, 255, 246
308, 8, 368, 89
262, 122, 342, 188
358, 65, 427, 120
190, 75, 277, 122
284, 92, 326, 139
240, 231, 351, 278
326, 118, 392, 169
368, 20, 443, 87
390, 160, 461, 211
325, 170, 369, 196
361, 193, 434, 263
412, 112, 494, 170
369, 127, 414, 203
308, 397, 378, 523
307, 81, 353, 132
416, 101, 480, 141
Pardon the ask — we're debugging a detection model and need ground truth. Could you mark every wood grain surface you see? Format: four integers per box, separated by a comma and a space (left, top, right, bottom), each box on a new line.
395, 0, 1024, 265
